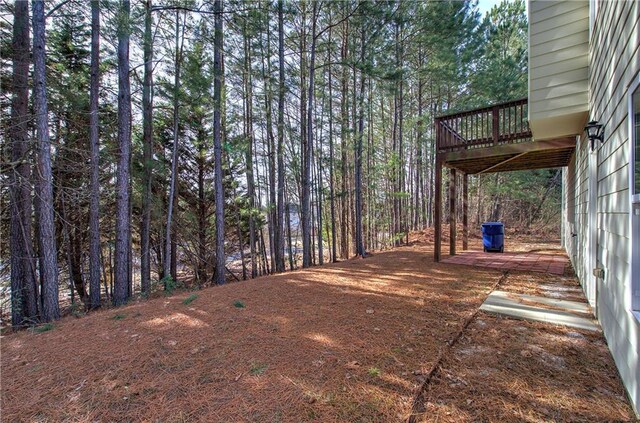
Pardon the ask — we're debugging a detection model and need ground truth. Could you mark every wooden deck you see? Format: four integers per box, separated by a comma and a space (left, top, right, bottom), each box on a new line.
436, 98, 575, 174
434, 98, 577, 262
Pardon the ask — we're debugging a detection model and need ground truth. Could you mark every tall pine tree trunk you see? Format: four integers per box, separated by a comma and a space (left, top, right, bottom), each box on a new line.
327, 26, 337, 263
300, 1, 312, 268
315, 95, 324, 265
242, 19, 257, 278
339, 9, 349, 259
414, 55, 424, 230
10, 0, 38, 325
164, 11, 184, 284
114, 0, 131, 306
397, 21, 406, 244
259, 20, 277, 273
274, 0, 286, 273
88, 0, 102, 309
197, 131, 207, 284
32, 1, 59, 320
213, 0, 225, 285
354, 28, 366, 257
140, 0, 153, 296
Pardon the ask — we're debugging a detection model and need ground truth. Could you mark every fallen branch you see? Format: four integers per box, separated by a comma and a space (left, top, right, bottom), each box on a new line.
225, 266, 240, 282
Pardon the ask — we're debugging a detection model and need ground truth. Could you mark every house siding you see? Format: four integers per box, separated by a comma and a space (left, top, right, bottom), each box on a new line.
529, 0, 589, 140
562, 0, 640, 415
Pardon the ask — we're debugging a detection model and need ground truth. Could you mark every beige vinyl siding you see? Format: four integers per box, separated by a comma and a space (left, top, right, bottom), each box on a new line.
529, 0, 585, 22
589, 0, 637, 104
574, 136, 590, 289
590, 0, 639, 415
597, 190, 628, 213
528, 0, 589, 140
559, 0, 639, 414
562, 136, 590, 292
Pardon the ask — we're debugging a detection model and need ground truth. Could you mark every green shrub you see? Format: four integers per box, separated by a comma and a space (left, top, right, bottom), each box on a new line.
233, 300, 246, 308
183, 294, 198, 305
162, 276, 183, 294
70, 303, 85, 318
32, 323, 54, 333
250, 362, 267, 375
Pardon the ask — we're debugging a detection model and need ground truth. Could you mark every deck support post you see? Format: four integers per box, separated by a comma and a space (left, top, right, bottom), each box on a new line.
492, 105, 499, 145
449, 168, 457, 256
463, 173, 468, 250
434, 158, 442, 262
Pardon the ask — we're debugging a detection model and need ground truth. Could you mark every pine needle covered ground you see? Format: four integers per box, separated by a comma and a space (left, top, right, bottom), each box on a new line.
1, 236, 634, 422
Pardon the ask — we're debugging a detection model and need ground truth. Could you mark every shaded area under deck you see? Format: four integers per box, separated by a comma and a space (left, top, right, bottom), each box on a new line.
434, 98, 577, 261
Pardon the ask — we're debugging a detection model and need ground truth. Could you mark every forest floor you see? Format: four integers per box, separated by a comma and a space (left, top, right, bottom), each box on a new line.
1, 233, 636, 422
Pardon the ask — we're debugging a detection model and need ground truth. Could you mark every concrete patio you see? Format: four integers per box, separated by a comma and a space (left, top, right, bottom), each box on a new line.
441, 250, 568, 275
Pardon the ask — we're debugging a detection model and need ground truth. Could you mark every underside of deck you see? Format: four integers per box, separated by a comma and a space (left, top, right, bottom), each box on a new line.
433, 98, 577, 262
442, 136, 576, 174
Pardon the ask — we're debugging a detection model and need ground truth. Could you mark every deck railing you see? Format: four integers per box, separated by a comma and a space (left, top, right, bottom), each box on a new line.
435, 98, 532, 153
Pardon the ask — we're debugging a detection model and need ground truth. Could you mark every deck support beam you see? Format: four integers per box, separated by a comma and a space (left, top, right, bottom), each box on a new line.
434, 158, 442, 262
441, 136, 576, 164
463, 173, 468, 250
478, 152, 528, 174
449, 168, 457, 256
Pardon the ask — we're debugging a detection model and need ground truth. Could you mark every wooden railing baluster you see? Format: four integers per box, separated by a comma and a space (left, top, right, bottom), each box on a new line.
435, 98, 531, 153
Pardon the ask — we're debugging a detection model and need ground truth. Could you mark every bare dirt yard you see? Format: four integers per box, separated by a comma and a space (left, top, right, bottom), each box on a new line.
1, 235, 636, 422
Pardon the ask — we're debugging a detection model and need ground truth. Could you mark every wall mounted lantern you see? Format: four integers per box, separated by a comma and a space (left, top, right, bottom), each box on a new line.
584, 120, 605, 150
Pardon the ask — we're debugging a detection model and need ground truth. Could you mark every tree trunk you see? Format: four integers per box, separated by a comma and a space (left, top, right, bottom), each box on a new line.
10, 0, 38, 326
300, 1, 313, 268
275, 0, 286, 273
354, 28, 366, 257
285, 196, 295, 270
213, 0, 225, 285
140, 0, 153, 296
113, 0, 131, 306
476, 175, 483, 225
414, 54, 424, 230
88, 0, 102, 308
197, 130, 207, 285
164, 10, 184, 285
339, 8, 349, 259
527, 170, 561, 227
259, 20, 277, 273
242, 19, 257, 278
315, 94, 324, 265
490, 174, 502, 222
127, 167, 133, 296
62, 204, 75, 307
32, 1, 60, 321
397, 21, 406, 245
101, 248, 110, 301
61, 199, 87, 302
327, 26, 337, 263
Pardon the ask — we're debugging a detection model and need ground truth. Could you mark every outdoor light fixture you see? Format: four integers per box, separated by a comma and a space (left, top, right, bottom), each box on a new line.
584, 120, 605, 150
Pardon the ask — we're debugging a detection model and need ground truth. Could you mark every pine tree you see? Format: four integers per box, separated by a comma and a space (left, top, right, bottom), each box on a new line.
213, 0, 225, 285
9, 0, 38, 325
32, 0, 60, 321
88, 0, 102, 309
113, 0, 131, 306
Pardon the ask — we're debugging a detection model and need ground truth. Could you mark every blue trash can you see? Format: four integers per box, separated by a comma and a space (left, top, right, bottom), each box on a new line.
482, 222, 504, 253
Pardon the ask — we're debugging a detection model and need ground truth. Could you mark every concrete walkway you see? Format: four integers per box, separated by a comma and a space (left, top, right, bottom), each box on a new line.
441, 250, 568, 275
480, 290, 599, 331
